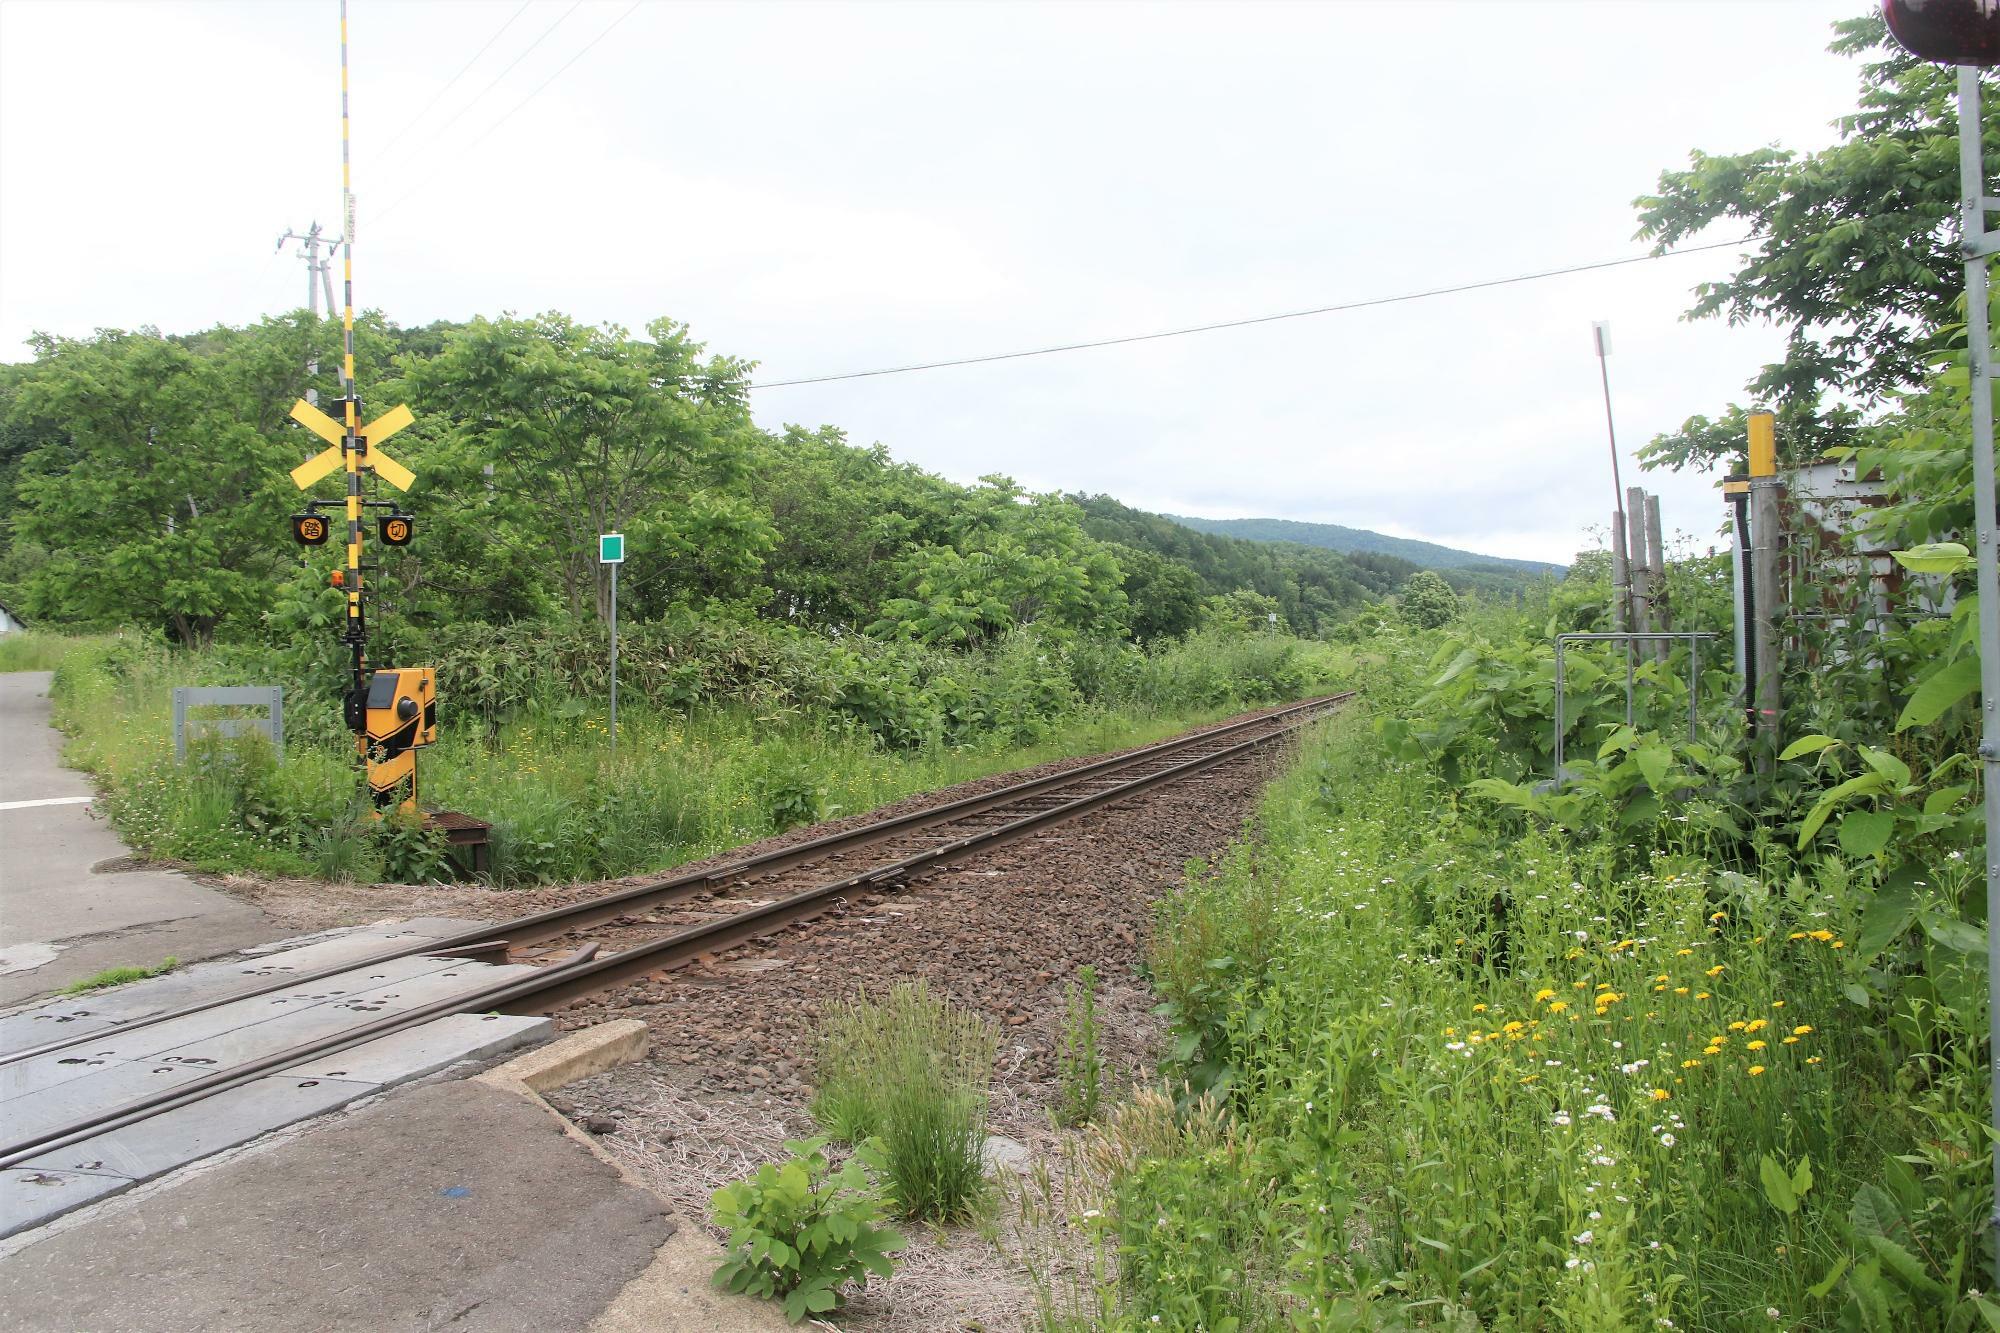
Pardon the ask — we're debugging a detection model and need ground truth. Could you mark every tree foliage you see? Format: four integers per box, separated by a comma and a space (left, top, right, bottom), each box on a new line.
1635, 13, 1998, 471
0, 311, 1450, 651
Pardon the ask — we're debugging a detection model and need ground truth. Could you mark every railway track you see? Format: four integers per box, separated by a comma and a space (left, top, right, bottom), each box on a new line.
0, 692, 1349, 1171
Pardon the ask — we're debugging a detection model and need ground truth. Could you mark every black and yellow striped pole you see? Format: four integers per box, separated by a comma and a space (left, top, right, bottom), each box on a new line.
287, 0, 427, 814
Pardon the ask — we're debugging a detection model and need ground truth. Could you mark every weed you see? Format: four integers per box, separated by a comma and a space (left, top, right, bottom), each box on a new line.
62, 957, 177, 994
1055, 964, 1103, 1127
811, 981, 997, 1222
710, 1135, 904, 1323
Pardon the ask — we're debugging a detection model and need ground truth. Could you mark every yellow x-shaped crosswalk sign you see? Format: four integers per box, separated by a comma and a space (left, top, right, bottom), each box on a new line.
288, 400, 417, 492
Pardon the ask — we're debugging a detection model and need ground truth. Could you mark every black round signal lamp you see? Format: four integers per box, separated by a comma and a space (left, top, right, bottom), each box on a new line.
379, 515, 414, 547
292, 513, 329, 546
1883, 0, 2000, 66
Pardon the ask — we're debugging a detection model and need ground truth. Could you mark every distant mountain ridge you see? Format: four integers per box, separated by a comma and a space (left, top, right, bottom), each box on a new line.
1163, 514, 1564, 576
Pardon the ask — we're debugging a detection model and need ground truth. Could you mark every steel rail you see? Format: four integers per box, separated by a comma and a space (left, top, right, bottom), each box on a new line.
1, 693, 1344, 1071
0, 692, 1344, 1170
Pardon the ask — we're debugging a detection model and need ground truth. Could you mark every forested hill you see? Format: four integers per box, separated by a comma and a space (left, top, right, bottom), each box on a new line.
1164, 513, 1564, 577
1075, 495, 1552, 608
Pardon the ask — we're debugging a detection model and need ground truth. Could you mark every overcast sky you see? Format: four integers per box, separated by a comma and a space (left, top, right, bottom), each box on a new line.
1, 0, 1868, 563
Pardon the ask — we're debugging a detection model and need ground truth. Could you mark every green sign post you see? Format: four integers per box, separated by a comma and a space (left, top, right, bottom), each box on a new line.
601, 533, 623, 760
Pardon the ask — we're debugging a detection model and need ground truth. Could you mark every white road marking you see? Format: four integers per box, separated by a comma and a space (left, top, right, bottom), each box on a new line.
0, 796, 93, 811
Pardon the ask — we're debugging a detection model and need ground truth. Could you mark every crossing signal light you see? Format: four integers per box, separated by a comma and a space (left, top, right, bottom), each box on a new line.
1883, 0, 2000, 65
292, 513, 329, 546
378, 514, 414, 546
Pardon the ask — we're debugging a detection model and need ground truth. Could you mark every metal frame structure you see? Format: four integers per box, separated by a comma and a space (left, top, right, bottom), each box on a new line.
171, 687, 282, 763
1551, 632, 1718, 783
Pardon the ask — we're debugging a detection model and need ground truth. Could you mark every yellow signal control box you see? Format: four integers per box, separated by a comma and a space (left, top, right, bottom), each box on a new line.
365, 668, 438, 751
364, 667, 437, 810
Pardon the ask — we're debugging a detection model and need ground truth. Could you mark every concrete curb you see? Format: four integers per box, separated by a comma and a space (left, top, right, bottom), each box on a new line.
476, 1021, 792, 1333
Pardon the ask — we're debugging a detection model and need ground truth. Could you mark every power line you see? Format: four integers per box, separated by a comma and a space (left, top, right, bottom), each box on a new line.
375, 0, 534, 162
747, 236, 1758, 391
377, 0, 582, 180
373, 2, 639, 228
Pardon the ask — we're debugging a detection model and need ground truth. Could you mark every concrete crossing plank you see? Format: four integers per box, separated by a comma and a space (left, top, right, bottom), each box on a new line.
282, 1012, 552, 1085
137, 962, 536, 1069
15, 1073, 379, 1182
0, 1058, 215, 1145
71, 954, 463, 1062
0, 1167, 132, 1241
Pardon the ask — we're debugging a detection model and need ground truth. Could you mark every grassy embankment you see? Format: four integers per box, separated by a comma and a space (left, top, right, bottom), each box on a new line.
9, 628, 1351, 887
1023, 681, 1988, 1330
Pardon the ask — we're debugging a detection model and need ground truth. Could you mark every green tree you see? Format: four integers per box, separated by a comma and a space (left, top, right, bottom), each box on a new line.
406, 314, 766, 621
1399, 570, 1459, 629
1635, 13, 1996, 471
870, 480, 1126, 645
5, 319, 328, 645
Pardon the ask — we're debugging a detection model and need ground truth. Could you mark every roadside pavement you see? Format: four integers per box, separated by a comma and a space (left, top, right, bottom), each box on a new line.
0, 671, 281, 1007
0, 1078, 678, 1332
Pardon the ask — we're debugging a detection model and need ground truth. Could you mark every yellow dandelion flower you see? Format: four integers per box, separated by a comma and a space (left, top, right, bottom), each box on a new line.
1792, 1025, 1812, 1036
1472, 1003, 1487, 1013
1772, 1000, 1786, 1008
1573, 980, 1589, 989
1443, 1027, 1457, 1037
1807, 930, 1833, 942
1806, 1056, 1823, 1065
1747, 1040, 1767, 1051
1502, 1021, 1524, 1033
1745, 1019, 1768, 1033
1711, 911, 1728, 922
1655, 974, 1670, 983
1788, 931, 1806, 940
1705, 965, 1726, 977
1673, 986, 1690, 996
1728, 1021, 1746, 1031
1782, 1036, 1799, 1045
1748, 1065, 1766, 1076
1676, 948, 1694, 957
1696, 992, 1712, 1000
1520, 1074, 1539, 1084
1533, 988, 1556, 1004
1650, 1088, 1671, 1100
1548, 1001, 1568, 1013
1831, 941, 1846, 949
1682, 1058, 1700, 1068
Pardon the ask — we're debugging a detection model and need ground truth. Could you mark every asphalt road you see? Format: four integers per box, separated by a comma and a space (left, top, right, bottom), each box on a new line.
0, 670, 278, 1006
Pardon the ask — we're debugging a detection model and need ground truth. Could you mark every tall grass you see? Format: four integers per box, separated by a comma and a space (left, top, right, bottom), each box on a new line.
41, 630, 1349, 885
812, 981, 997, 1222
0, 629, 100, 673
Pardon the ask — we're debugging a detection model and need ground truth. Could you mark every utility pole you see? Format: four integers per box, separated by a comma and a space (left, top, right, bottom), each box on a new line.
1594, 321, 1640, 698
277, 223, 337, 407
1881, 0, 2000, 1274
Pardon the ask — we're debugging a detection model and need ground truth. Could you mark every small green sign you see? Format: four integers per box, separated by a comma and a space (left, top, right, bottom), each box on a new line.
599, 532, 624, 564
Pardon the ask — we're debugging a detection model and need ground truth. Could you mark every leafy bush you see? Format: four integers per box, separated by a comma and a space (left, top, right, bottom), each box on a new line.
811, 981, 997, 1221
710, 1136, 904, 1323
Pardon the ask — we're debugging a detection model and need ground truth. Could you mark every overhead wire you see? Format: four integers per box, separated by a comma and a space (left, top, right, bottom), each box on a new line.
375, 0, 582, 183
374, 0, 534, 162
372, 1, 640, 229
746, 236, 1759, 390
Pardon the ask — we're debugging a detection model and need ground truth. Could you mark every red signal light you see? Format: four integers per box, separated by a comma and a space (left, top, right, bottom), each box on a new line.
330, 570, 346, 587
1883, 0, 2000, 66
